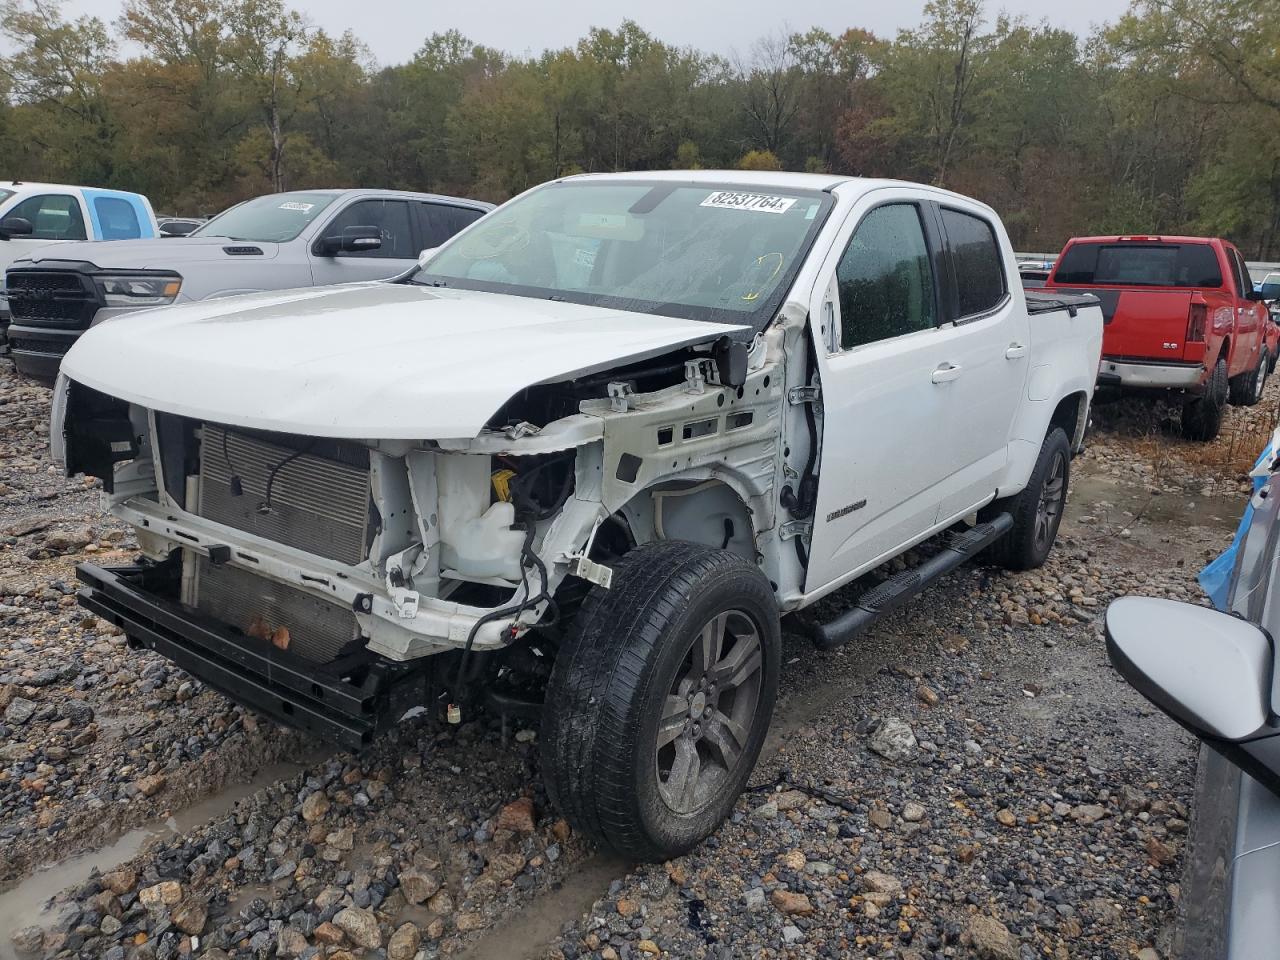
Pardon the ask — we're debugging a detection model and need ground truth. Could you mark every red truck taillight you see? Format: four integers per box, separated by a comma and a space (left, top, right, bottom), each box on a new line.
1187, 302, 1207, 343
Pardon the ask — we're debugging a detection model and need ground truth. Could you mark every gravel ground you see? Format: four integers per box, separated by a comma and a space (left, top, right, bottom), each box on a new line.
1, 357, 1273, 960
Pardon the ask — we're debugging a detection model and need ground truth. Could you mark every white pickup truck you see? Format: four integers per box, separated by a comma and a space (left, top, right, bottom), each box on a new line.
54, 172, 1103, 861
7, 188, 492, 380
0, 181, 159, 352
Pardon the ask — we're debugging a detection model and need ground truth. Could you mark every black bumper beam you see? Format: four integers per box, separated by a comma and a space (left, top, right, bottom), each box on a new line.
76, 562, 431, 750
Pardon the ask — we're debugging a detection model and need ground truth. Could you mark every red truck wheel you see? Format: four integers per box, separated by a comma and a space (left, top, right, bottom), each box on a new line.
1182, 357, 1229, 441
1229, 350, 1268, 407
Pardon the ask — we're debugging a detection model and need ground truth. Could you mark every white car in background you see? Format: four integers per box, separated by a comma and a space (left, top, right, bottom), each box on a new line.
7, 188, 493, 379
0, 181, 160, 353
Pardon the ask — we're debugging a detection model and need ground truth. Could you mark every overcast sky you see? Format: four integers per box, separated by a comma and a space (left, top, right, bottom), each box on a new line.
55, 0, 1131, 65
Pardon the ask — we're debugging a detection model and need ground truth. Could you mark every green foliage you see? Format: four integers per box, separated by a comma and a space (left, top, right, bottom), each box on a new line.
738, 149, 783, 171
1, 0, 1278, 255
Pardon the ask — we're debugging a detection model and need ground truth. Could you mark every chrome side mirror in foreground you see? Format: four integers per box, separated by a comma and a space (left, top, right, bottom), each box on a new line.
1106, 597, 1280, 796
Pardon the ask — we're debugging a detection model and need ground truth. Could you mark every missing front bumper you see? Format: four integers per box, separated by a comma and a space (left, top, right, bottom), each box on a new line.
76, 561, 436, 749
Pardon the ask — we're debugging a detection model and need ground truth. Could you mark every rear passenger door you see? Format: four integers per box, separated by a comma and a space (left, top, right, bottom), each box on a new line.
931, 204, 1029, 522
308, 198, 419, 285
805, 194, 956, 591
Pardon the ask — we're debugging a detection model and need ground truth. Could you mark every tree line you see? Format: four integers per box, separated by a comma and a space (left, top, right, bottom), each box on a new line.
1, 0, 1277, 258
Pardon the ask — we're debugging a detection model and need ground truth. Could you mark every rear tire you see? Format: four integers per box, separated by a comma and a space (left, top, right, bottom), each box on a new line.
541, 540, 781, 862
981, 427, 1070, 571
1229, 351, 1267, 406
1182, 357, 1228, 441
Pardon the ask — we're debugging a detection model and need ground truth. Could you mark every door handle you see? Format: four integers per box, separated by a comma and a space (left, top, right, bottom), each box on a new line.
1005, 342, 1028, 359
931, 362, 963, 384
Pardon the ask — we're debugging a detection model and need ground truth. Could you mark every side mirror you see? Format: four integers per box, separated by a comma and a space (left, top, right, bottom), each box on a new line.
0, 216, 33, 241
1261, 283, 1280, 303
318, 224, 382, 256
159, 221, 199, 238
1246, 288, 1267, 302
1107, 597, 1280, 794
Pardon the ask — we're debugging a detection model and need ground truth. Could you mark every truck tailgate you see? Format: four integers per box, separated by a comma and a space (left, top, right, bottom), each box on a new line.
1052, 286, 1195, 362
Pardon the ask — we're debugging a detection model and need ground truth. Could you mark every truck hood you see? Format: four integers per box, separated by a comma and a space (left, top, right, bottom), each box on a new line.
18, 236, 280, 270
61, 283, 748, 439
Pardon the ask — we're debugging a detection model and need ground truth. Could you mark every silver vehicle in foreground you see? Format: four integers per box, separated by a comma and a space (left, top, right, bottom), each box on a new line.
1106, 439, 1280, 958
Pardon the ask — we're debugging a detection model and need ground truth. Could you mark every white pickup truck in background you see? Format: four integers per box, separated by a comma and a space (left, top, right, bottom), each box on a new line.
6, 188, 492, 380
0, 181, 160, 353
54, 171, 1103, 861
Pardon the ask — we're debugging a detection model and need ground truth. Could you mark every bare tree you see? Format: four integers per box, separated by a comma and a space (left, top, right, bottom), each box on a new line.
736, 31, 802, 156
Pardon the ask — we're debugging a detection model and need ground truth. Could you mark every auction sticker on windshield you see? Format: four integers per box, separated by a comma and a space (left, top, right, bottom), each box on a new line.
701, 191, 797, 214
279, 201, 314, 212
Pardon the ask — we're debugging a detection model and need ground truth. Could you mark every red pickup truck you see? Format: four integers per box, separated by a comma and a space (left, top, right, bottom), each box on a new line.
1045, 235, 1269, 441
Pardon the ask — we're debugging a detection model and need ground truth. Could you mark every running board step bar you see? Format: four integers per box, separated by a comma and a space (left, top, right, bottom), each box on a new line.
808, 512, 1013, 650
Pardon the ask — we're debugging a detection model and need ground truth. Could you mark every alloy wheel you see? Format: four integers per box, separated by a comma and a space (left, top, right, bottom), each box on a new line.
655, 610, 764, 814
1034, 451, 1067, 552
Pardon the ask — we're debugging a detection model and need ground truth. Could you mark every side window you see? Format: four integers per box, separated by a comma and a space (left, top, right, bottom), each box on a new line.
416, 203, 485, 248
1229, 248, 1252, 298
93, 197, 142, 240
324, 199, 414, 259
941, 208, 1006, 317
6, 194, 87, 241
835, 203, 936, 350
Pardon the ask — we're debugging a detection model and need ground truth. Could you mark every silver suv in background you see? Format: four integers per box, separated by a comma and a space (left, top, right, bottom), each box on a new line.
5, 188, 493, 380
1106, 435, 1280, 959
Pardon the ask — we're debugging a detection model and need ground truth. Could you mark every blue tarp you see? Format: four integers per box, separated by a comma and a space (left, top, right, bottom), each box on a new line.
1199, 442, 1275, 610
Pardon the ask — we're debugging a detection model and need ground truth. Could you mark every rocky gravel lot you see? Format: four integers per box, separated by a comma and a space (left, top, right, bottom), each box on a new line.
1, 357, 1272, 960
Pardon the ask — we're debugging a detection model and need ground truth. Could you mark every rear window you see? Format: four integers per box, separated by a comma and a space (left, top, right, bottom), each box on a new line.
1054, 242, 1222, 288
93, 196, 143, 239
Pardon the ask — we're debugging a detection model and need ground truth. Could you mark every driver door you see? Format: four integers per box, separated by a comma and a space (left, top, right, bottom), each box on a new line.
308, 198, 420, 285
804, 194, 955, 593
0, 192, 89, 276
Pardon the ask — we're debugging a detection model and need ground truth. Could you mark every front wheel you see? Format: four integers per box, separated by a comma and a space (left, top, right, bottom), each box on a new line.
1250, 350, 1269, 405
981, 427, 1070, 571
1229, 350, 1268, 407
541, 540, 781, 862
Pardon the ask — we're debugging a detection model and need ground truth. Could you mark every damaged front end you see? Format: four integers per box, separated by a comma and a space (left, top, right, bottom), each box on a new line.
53, 325, 799, 746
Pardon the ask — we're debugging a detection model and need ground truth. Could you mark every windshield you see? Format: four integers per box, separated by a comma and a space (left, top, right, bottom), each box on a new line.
1054, 242, 1222, 288
413, 180, 832, 326
0, 189, 13, 208
192, 192, 338, 243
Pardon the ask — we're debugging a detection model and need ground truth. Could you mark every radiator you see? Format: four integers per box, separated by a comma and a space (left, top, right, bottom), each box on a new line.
197, 424, 371, 564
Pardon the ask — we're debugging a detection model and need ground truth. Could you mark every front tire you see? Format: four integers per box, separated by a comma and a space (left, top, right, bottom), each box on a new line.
982, 427, 1070, 571
1182, 357, 1228, 442
541, 540, 781, 862
1249, 350, 1268, 405
1229, 350, 1267, 407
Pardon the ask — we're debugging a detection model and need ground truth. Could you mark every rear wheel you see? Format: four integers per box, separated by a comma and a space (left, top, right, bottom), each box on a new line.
982, 427, 1070, 571
1182, 357, 1228, 441
1229, 350, 1267, 407
541, 540, 781, 862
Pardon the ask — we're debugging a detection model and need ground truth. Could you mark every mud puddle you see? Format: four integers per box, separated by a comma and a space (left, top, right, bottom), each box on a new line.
1068, 472, 1244, 542
0, 758, 312, 959
456, 853, 630, 960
